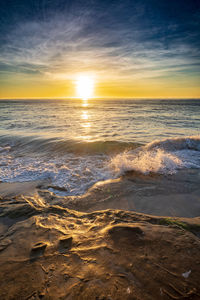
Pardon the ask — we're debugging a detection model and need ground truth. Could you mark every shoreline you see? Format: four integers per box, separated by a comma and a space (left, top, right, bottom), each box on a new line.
1, 168, 199, 218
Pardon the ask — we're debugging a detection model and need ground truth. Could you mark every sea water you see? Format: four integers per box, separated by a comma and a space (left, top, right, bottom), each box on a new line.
0, 99, 199, 195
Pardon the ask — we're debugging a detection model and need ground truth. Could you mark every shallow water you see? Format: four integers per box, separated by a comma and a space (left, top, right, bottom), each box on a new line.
0, 98, 200, 195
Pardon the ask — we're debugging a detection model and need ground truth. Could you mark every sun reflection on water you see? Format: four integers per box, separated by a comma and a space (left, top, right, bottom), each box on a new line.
82, 111, 89, 120
82, 123, 91, 128
82, 100, 88, 107
80, 106, 92, 140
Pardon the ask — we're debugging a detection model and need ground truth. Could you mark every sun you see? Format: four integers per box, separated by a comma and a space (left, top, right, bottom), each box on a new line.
76, 75, 94, 100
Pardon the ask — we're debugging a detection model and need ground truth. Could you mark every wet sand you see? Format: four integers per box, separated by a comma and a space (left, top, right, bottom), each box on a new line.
0, 171, 200, 299
32, 169, 200, 218
1, 169, 200, 217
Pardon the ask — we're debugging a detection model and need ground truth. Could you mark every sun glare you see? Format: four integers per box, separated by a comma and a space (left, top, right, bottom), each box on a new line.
76, 75, 94, 100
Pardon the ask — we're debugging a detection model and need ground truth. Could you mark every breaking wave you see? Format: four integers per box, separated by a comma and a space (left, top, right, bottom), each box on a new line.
146, 136, 200, 152
110, 136, 200, 175
0, 136, 200, 195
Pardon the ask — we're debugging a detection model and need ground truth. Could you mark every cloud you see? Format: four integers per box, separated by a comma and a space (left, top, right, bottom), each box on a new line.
0, 0, 199, 89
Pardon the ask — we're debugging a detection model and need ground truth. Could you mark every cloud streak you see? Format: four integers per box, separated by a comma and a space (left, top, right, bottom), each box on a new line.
0, 0, 199, 97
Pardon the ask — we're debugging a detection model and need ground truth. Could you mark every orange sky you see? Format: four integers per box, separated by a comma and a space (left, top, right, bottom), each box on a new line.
0, 71, 200, 99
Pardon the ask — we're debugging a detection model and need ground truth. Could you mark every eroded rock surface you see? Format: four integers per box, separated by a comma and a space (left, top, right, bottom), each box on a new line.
0, 195, 200, 299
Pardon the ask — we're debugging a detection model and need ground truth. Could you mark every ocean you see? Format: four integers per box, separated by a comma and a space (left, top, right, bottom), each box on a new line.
0, 98, 200, 196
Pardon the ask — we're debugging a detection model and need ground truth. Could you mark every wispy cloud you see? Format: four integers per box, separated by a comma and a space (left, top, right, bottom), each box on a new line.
0, 0, 199, 96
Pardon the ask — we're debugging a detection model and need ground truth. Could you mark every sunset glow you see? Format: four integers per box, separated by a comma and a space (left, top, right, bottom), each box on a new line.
0, 1, 199, 99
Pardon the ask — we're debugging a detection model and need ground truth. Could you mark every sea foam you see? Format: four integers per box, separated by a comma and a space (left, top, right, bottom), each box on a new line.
110, 136, 200, 176
0, 136, 199, 195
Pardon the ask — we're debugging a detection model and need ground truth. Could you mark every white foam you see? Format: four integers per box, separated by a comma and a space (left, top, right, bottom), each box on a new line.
110, 136, 200, 176
110, 149, 183, 175
0, 136, 200, 195
0, 152, 111, 195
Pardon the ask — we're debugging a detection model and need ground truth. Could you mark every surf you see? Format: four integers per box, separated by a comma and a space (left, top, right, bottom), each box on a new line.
0, 135, 199, 196
110, 136, 200, 176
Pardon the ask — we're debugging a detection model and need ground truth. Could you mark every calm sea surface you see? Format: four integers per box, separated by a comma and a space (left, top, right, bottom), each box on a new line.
0, 99, 200, 195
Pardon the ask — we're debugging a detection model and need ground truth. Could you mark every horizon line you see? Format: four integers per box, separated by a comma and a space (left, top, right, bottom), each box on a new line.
0, 97, 200, 100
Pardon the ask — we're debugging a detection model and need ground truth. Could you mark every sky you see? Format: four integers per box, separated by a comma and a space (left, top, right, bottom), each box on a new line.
0, 0, 200, 99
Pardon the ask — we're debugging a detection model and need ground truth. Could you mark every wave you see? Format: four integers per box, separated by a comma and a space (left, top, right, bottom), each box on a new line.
146, 136, 200, 152
110, 136, 200, 176
0, 135, 141, 195
0, 134, 141, 155
0, 135, 200, 196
